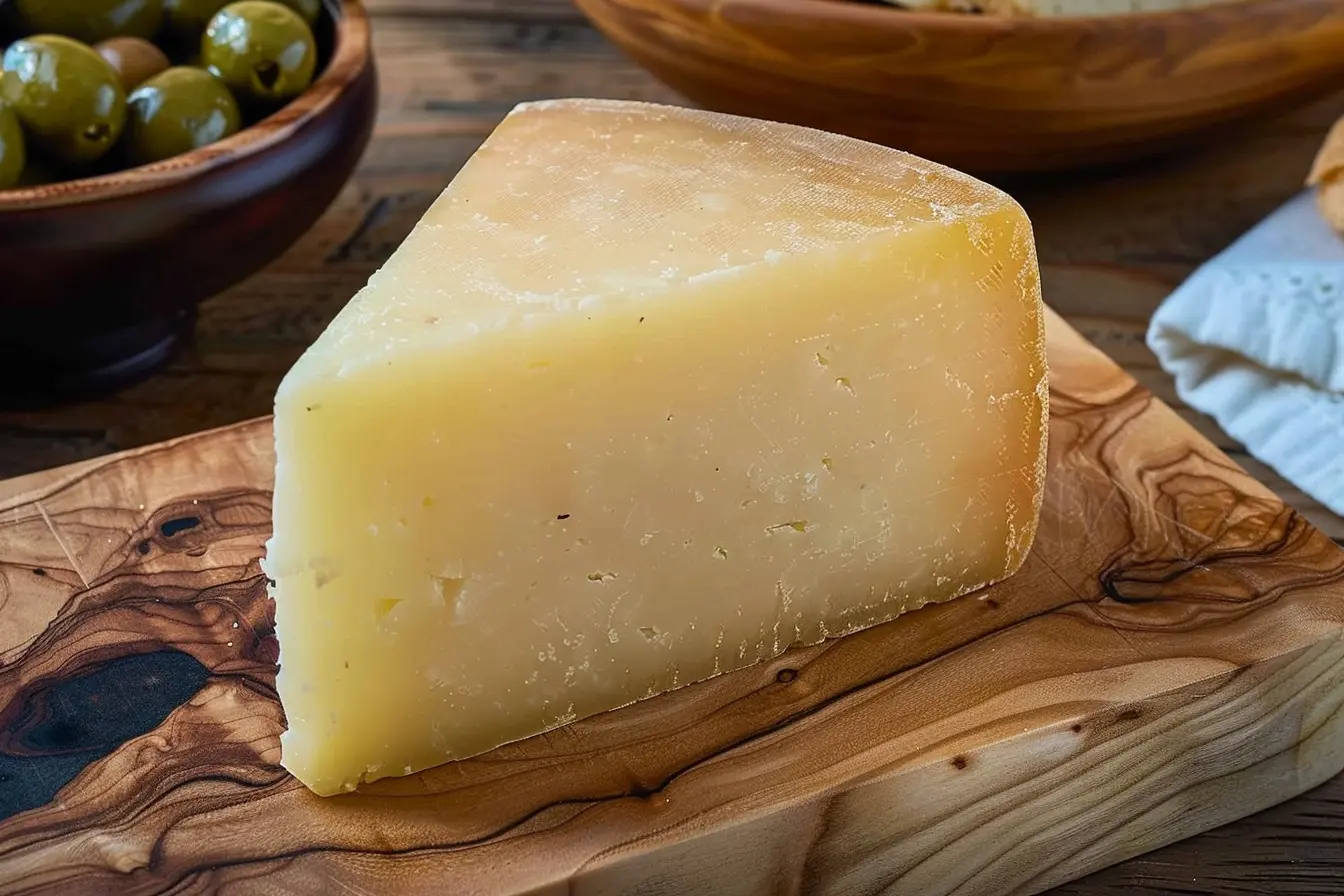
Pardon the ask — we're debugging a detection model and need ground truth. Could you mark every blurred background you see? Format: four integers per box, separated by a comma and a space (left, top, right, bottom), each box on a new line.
1, 0, 1341, 542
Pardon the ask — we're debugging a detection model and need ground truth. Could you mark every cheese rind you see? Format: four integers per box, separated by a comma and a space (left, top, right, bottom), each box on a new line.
267, 99, 1048, 796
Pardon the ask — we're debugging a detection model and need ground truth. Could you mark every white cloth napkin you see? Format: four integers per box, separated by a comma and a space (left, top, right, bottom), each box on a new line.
1146, 189, 1344, 516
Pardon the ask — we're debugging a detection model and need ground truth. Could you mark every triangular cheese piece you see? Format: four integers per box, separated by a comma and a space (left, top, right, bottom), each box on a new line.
266, 99, 1048, 796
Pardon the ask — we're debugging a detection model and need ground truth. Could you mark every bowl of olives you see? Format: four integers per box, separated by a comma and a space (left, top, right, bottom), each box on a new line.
0, 0, 376, 406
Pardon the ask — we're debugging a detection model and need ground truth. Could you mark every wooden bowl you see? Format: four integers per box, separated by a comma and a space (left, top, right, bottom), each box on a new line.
574, 0, 1344, 174
0, 0, 377, 407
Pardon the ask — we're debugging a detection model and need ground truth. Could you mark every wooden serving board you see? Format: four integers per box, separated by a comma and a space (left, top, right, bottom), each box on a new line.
1, 309, 1342, 896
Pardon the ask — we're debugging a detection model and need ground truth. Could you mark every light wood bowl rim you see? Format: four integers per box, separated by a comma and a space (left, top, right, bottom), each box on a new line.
0, 0, 373, 212
611, 0, 1327, 34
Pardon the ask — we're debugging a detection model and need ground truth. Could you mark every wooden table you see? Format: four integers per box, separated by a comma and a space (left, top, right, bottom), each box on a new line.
2, 1, 1342, 892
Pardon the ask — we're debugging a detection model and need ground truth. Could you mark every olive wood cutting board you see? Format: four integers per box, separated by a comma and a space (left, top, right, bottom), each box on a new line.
1, 308, 1343, 896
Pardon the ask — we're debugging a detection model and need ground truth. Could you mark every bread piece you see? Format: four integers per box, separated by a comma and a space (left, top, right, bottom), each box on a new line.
1308, 116, 1344, 236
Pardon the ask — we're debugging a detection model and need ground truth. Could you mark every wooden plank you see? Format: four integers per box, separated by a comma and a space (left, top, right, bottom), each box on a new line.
365, 0, 593, 21
0, 311, 1341, 895
366, 16, 680, 130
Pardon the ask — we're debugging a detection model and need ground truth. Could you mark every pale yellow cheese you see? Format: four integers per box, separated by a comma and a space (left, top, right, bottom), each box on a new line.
266, 98, 1048, 796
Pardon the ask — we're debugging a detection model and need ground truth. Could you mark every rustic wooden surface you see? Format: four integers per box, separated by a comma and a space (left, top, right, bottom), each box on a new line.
575, 0, 1344, 173
2, 309, 1344, 895
0, 0, 1342, 892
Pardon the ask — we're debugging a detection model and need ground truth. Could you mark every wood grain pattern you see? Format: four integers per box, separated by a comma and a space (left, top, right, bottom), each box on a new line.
574, 0, 1344, 174
0, 310, 1341, 895
0, 1, 377, 405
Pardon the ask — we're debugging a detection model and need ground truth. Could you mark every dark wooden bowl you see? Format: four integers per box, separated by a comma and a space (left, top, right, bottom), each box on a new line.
574, 0, 1344, 174
0, 0, 377, 407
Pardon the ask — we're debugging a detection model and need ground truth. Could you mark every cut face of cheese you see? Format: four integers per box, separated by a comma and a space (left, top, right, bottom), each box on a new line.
265, 98, 1049, 797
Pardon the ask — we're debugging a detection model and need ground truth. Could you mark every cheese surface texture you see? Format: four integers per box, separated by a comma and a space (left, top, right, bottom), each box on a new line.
266, 99, 1048, 796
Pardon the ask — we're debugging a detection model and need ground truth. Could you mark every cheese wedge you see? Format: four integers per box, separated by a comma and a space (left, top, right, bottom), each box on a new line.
266, 99, 1049, 796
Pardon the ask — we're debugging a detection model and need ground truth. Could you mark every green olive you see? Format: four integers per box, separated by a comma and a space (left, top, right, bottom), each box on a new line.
165, 0, 319, 50
95, 37, 172, 91
162, 0, 233, 45
202, 1, 317, 105
14, 0, 164, 44
125, 66, 241, 165
0, 105, 25, 190
1, 36, 127, 166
